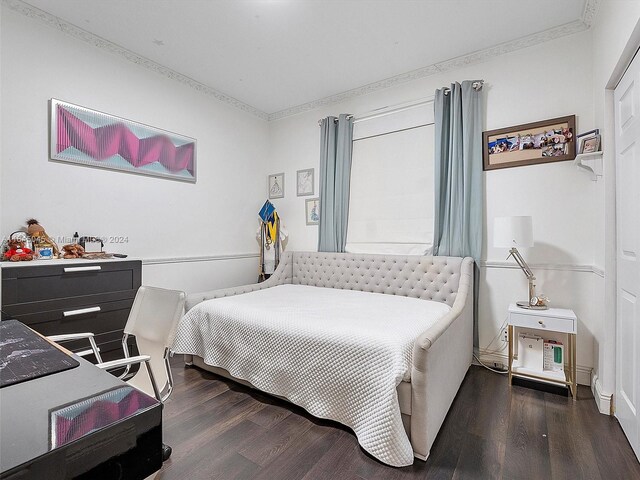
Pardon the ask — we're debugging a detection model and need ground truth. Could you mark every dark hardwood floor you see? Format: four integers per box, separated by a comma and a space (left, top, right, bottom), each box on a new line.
156, 359, 640, 480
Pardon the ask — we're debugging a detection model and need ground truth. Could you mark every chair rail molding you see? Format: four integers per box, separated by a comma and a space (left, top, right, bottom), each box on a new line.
481, 260, 605, 278
142, 253, 259, 266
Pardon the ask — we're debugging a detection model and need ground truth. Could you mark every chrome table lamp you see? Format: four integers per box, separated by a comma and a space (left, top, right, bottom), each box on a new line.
494, 216, 547, 310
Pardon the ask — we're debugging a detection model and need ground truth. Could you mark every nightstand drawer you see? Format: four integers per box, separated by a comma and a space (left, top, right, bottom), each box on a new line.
509, 312, 576, 334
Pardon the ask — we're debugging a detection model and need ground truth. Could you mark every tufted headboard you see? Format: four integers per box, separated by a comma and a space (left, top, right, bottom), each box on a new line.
185, 251, 471, 310
288, 252, 464, 307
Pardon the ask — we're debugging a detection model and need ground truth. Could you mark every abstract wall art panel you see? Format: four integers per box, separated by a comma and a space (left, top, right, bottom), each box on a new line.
50, 99, 197, 182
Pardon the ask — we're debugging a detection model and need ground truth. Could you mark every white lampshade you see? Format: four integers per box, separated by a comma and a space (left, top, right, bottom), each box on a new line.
494, 216, 534, 248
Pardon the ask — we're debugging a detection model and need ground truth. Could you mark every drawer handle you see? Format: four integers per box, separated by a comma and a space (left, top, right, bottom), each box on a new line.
63, 266, 102, 273
538, 320, 545, 325
63, 306, 101, 317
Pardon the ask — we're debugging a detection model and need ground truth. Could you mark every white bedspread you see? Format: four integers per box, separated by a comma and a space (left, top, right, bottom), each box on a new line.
172, 284, 451, 466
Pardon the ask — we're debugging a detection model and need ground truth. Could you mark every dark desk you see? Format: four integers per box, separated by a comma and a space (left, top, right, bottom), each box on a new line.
0, 330, 162, 479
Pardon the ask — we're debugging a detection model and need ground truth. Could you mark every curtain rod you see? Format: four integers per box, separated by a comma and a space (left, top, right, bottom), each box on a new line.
443, 79, 484, 96
316, 96, 434, 127
317, 80, 484, 125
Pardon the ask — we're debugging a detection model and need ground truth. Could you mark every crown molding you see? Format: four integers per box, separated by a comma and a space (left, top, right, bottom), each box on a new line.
4, 0, 600, 122
1, 0, 270, 120
582, 0, 601, 27
268, 0, 600, 121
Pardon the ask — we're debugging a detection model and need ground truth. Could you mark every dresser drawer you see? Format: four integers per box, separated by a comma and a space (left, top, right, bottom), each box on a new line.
1, 261, 141, 305
509, 311, 576, 334
11, 299, 133, 336
0, 290, 136, 319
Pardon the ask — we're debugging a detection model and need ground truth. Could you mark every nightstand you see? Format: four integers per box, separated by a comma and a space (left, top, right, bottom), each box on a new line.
507, 303, 577, 398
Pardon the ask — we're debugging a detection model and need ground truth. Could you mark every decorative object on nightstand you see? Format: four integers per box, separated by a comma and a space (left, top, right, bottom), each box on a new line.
494, 216, 548, 310
507, 304, 577, 398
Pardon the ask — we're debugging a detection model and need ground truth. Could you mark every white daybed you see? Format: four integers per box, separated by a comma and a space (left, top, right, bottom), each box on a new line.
174, 251, 473, 467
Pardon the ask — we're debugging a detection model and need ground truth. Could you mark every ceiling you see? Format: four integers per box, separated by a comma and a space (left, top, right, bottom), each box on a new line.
19, 0, 590, 118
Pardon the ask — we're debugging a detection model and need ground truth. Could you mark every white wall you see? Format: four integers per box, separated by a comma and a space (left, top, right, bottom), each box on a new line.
0, 9, 268, 292
591, 0, 640, 411
267, 31, 599, 385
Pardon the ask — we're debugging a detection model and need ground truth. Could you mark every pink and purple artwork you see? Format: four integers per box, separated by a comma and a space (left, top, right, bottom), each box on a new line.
50, 99, 196, 182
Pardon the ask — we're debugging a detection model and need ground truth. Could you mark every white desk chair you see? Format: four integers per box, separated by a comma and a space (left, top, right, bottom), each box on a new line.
49, 285, 186, 460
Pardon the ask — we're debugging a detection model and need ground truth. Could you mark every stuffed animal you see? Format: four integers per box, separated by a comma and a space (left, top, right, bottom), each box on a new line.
26, 219, 60, 257
62, 243, 85, 259
4, 239, 34, 261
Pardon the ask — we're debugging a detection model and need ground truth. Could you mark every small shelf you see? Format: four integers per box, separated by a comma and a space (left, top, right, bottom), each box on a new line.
574, 151, 603, 180
511, 360, 567, 386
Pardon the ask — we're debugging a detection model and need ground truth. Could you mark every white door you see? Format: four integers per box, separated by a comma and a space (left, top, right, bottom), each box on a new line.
615, 50, 640, 460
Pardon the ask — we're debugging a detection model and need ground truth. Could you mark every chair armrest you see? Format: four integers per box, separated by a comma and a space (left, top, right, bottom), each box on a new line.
48, 332, 103, 363
96, 355, 151, 371
47, 332, 95, 342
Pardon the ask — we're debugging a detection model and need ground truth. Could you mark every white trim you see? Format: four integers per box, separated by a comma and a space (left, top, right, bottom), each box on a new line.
1, 0, 268, 120
268, 0, 600, 121
142, 253, 259, 266
591, 373, 614, 416
2, 0, 601, 122
482, 260, 605, 277
142, 255, 605, 273
581, 0, 601, 28
477, 348, 592, 386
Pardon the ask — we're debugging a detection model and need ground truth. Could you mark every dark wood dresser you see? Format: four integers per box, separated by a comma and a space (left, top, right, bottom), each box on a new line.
1, 259, 141, 361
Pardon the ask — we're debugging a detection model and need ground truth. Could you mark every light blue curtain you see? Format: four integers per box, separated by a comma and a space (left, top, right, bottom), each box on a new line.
318, 114, 354, 252
433, 81, 483, 262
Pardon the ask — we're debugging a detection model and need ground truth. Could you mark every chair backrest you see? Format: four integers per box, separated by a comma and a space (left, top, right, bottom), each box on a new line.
125, 286, 185, 401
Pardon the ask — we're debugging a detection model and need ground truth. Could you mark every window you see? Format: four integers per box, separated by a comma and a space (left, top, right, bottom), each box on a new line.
345, 102, 434, 255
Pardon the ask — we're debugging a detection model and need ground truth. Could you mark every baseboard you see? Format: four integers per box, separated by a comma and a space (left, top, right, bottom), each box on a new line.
476, 349, 592, 386
474, 349, 510, 371
591, 373, 614, 415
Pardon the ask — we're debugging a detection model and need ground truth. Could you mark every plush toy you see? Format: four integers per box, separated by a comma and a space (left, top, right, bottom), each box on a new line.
62, 243, 85, 259
4, 239, 34, 262
26, 219, 60, 257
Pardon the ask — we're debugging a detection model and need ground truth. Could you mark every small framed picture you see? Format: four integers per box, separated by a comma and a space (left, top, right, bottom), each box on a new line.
296, 168, 314, 196
268, 172, 284, 199
576, 129, 600, 154
305, 197, 320, 225
580, 134, 601, 154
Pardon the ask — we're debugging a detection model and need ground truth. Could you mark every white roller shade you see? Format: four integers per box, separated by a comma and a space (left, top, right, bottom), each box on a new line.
346, 103, 434, 255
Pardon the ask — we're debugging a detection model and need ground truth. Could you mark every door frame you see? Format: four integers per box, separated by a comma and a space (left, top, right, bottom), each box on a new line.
607, 20, 640, 417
